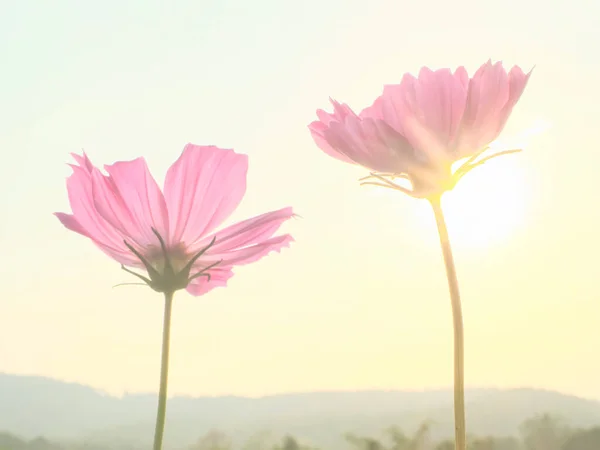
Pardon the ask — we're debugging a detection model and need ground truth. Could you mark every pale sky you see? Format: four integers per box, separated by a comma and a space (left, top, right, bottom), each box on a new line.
1, 0, 599, 401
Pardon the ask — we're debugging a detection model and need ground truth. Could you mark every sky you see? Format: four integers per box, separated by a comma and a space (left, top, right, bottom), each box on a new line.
1, 0, 599, 401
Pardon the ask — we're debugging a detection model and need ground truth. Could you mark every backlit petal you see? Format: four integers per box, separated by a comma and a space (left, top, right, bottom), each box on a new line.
381, 67, 469, 157
309, 60, 532, 197
495, 65, 532, 132
323, 116, 415, 173
163, 144, 247, 247
103, 158, 169, 240
208, 234, 294, 266
309, 99, 360, 164
190, 207, 295, 254
455, 61, 511, 153
55, 154, 140, 266
55, 212, 139, 266
91, 158, 168, 249
186, 266, 235, 297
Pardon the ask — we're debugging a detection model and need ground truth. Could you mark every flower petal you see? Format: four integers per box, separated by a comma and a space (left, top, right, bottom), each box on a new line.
185, 209, 294, 296
163, 144, 248, 248
55, 212, 139, 266
323, 116, 416, 173
185, 235, 293, 296
104, 158, 169, 238
309, 119, 355, 164
208, 234, 293, 266
189, 207, 295, 254
55, 212, 89, 237
309, 99, 359, 164
413, 67, 469, 147
454, 60, 511, 153
91, 158, 168, 249
495, 65, 532, 132
186, 266, 235, 297
380, 67, 469, 158
70, 151, 94, 172
54, 154, 140, 266
378, 72, 418, 137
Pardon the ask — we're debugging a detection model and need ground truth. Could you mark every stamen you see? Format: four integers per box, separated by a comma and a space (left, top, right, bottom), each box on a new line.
359, 172, 418, 197
360, 181, 417, 197
359, 172, 409, 182
364, 172, 404, 188
453, 149, 522, 183
470, 148, 522, 167
460, 146, 490, 168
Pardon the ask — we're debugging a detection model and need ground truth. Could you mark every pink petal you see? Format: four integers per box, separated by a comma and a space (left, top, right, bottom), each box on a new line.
91, 158, 168, 249
104, 158, 169, 238
70, 152, 94, 172
55, 212, 139, 266
391, 114, 452, 171
413, 67, 468, 147
359, 96, 385, 120
495, 65, 532, 132
379, 72, 419, 136
163, 144, 247, 248
454, 61, 511, 153
186, 235, 293, 296
189, 207, 295, 254
186, 266, 234, 297
309, 119, 355, 164
185, 209, 295, 296
382, 67, 469, 157
309, 100, 359, 164
55, 212, 89, 237
55, 155, 141, 266
207, 234, 293, 266
323, 116, 415, 173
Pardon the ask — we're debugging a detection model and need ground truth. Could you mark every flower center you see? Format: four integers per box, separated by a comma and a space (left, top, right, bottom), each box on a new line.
120, 229, 221, 294
145, 243, 190, 275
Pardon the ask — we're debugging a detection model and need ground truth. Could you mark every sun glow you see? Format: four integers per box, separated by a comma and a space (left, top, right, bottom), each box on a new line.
375, 122, 548, 250
425, 121, 549, 249
422, 158, 530, 249
364, 150, 533, 250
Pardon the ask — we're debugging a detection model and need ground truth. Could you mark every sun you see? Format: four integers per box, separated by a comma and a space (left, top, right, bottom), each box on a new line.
361, 154, 532, 251
412, 156, 531, 250
424, 120, 548, 250
361, 120, 547, 250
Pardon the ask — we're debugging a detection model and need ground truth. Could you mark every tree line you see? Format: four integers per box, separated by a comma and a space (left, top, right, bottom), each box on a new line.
2, 413, 599, 450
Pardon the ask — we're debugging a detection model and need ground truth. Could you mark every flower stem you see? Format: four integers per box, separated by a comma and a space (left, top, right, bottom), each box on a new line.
429, 195, 466, 450
153, 291, 174, 450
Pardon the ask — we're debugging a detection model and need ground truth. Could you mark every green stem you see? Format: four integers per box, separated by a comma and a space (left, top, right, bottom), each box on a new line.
429, 195, 466, 450
153, 291, 174, 450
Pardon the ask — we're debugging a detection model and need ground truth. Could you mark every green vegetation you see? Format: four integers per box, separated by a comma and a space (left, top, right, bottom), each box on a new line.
2, 414, 600, 450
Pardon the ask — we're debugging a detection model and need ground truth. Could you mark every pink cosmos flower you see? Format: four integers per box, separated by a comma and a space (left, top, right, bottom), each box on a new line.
309, 60, 532, 198
55, 144, 295, 296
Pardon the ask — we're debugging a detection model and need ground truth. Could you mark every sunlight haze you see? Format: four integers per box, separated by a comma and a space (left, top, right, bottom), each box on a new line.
1, 0, 599, 403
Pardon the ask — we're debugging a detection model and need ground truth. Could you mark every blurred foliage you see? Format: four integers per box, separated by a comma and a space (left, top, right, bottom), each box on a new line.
1, 413, 599, 449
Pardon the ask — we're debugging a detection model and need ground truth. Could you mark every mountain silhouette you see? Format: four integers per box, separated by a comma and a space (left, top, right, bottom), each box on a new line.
2, 373, 600, 449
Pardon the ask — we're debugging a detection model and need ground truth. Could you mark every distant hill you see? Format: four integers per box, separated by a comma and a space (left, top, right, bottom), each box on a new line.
1, 373, 600, 449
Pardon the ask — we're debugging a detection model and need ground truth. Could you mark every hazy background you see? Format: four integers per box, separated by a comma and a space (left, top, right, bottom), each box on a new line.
0, 0, 598, 400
